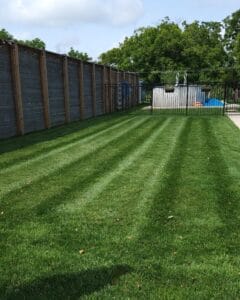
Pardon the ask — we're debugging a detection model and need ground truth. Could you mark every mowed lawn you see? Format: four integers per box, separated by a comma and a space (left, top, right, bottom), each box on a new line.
0, 112, 240, 299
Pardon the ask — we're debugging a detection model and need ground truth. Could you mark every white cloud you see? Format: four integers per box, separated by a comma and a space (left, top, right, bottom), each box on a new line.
1, 0, 144, 26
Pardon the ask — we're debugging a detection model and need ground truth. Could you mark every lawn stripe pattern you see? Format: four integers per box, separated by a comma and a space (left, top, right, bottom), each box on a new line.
0, 112, 240, 299
0, 116, 136, 174
0, 117, 149, 197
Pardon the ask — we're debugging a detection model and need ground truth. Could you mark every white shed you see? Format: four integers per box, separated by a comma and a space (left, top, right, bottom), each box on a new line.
153, 85, 207, 108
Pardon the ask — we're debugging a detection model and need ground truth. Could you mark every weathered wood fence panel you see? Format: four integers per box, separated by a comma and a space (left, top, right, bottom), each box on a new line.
0, 44, 17, 138
46, 53, 65, 127
0, 41, 139, 140
95, 65, 104, 116
19, 46, 45, 133
68, 59, 81, 122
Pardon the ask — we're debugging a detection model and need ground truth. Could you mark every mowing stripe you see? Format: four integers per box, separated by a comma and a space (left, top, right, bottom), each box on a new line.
0, 115, 134, 169
0, 117, 138, 175
0, 118, 163, 228
0, 117, 151, 197
127, 118, 188, 238
59, 118, 174, 213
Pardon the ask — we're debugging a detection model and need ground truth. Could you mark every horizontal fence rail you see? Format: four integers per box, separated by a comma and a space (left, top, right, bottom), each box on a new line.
0, 41, 139, 139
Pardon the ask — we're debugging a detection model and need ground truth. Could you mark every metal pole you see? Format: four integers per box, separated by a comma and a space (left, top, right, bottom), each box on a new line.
151, 85, 153, 115
186, 79, 189, 116
223, 82, 227, 116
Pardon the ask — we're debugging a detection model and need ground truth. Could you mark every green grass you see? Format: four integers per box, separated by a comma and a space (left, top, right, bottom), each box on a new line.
128, 105, 224, 116
0, 111, 240, 299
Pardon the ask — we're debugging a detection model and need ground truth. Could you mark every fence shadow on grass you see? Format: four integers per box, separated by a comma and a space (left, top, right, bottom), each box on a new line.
0, 113, 126, 155
3, 265, 132, 300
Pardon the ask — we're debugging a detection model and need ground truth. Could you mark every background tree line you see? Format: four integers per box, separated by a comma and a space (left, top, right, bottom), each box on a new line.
100, 9, 240, 85
0, 9, 239, 84
0, 29, 92, 62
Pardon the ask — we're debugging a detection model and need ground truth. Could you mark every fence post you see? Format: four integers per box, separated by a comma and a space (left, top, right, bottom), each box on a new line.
63, 55, 70, 123
186, 80, 189, 116
79, 61, 85, 120
223, 82, 227, 116
39, 50, 51, 129
10, 43, 24, 136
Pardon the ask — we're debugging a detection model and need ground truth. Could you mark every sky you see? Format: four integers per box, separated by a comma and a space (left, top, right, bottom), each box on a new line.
0, 0, 239, 59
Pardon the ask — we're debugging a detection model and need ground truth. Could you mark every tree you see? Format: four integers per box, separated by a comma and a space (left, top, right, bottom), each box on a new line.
0, 28, 14, 40
182, 21, 226, 82
99, 18, 185, 84
18, 38, 46, 50
99, 18, 226, 84
223, 10, 240, 83
67, 47, 92, 62
224, 9, 240, 51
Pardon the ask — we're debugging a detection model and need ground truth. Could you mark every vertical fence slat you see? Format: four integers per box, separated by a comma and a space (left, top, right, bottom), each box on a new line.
105, 67, 110, 113
135, 73, 138, 106
136, 73, 139, 105
223, 82, 227, 116
130, 72, 133, 107
109, 67, 113, 113
186, 81, 189, 116
79, 61, 84, 120
63, 56, 70, 123
117, 70, 120, 111
126, 72, 130, 108
92, 63, 96, 117
103, 66, 106, 114
10, 43, 24, 135
39, 50, 51, 129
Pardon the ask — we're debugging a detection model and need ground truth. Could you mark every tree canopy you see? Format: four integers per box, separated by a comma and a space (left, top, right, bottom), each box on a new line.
18, 38, 46, 50
67, 47, 92, 62
0, 29, 45, 50
0, 28, 13, 40
99, 10, 240, 84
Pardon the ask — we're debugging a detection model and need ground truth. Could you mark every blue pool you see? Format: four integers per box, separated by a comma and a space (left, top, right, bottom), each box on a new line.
204, 98, 224, 107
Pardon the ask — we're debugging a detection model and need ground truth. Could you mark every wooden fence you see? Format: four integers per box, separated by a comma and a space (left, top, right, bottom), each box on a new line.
0, 40, 139, 139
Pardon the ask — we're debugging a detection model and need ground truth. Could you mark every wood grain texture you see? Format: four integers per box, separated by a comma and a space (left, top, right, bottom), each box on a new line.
10, 44, 24, 135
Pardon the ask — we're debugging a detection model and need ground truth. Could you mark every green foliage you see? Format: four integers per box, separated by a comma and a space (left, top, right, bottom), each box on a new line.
68, 47, 92, 62
224, 9, 240, 51
223, 10, 240, 83
18, 38, 46, 50
0, 29, 45, 50
0, 28, 13, 40
99, 12, 240, 84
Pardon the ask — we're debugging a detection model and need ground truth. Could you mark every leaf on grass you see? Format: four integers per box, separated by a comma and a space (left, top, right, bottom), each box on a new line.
79, 249, 85, 255
136, 282, 142, 290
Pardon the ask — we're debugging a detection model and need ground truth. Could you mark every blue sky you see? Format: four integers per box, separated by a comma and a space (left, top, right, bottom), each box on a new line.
0, 0, 239, 59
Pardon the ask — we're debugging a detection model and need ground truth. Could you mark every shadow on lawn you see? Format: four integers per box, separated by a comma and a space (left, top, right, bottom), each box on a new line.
0, 113, 123, 155
3, 265, 132, 300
